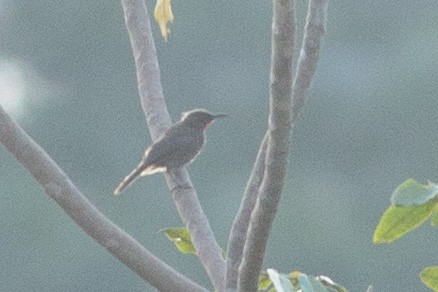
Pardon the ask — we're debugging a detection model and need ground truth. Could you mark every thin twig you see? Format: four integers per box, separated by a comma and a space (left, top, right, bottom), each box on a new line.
120, 0, 226, 290
0, 105, 206, 292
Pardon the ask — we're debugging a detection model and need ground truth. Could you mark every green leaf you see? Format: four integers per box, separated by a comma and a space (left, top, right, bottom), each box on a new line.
267, 269, 293, 292
420, 266, 438, 291
297, 274, 313, 292
160, 227, 196, 254
289, 271, 302, 290
298, 274, 330, 292
373, 201, 436, 243
432, 213, 438, 226
391, 178, 438, 206
259, 272, 273, 290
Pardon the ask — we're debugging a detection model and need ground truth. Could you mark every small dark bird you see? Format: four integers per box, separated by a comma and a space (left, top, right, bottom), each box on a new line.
114, 109, 226, 195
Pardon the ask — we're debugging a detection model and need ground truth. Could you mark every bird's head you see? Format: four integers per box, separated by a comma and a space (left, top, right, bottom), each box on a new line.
181, 109, 227, 130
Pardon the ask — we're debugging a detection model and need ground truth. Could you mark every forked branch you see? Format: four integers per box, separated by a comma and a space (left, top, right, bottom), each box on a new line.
232, 0, 328, 291
0, 106, 206, 292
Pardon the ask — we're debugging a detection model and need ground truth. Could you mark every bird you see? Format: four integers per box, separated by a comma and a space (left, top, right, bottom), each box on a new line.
114, 109, 226, 195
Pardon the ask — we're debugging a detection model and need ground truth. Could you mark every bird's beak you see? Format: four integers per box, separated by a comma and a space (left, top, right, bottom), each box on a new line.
212, 113, 227, 119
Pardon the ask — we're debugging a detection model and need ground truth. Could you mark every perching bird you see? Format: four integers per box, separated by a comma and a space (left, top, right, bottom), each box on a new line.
114, 109, 226, 195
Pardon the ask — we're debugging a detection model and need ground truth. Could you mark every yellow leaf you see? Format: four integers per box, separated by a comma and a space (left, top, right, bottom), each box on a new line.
154, 0, 174, 41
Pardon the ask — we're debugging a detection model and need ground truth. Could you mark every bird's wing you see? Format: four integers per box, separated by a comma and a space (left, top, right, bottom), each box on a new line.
145, 127, 203, 168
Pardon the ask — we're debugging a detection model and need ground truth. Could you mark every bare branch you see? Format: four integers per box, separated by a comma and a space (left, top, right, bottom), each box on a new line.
292, 0, 328, 123
166, 170, 226, 291
237, 0, 295, 290
121, 0, 226, 289
236, 0, 328, 290
225, 133, 268, 289
121, 0, 171, 138
0, 105, 206, 292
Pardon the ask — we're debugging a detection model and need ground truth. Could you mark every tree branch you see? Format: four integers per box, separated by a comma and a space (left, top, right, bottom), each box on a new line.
225, 133, 268, 289
0, 105, 206, 292
291, 0, 328, 123
121, 0, 171, 137
236, 1, 328, 290
121, 0, 226, 290
237, 0, 295, 290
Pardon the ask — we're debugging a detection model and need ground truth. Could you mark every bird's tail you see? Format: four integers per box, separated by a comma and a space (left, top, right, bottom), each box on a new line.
113, 160, 148, 195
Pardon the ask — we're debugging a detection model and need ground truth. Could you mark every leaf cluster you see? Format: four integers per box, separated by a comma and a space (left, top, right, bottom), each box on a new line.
373, 178, 438, 291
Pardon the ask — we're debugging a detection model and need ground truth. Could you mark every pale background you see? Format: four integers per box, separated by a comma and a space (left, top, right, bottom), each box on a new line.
1, 0, 438, 291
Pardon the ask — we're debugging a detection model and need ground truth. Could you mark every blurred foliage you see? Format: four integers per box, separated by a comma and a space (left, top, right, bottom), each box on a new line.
374, 179, 438, 290
373, 179, 438, 244
259, 269, 348, 292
